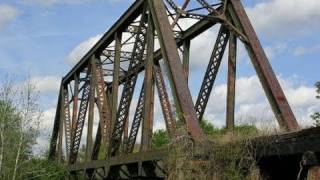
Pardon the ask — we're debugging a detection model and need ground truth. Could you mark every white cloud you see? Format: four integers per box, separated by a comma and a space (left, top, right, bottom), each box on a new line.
22, 0, 59, 5
189, 27, 218, 69
41, 108, 56, 131
264, 43, 289, 59
31, 75, 61, 93
54, 1, 319, 149
34, 107, 55, 153
21, 0, 125, 6
246, 0, 320, 37
66, 34, 102, 65
0, 4, 18, 30
294, 44, 320, 56
203, 75, 320, 128
36, 75, 319, 152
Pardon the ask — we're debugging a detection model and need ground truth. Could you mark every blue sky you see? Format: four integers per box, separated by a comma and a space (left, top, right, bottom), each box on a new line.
0, 0, 319, 150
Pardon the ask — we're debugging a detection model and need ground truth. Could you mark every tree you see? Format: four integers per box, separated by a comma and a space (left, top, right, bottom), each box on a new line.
200, 120, 219, 135
0, 76, 42, 179
12, 77, 42, 180
0, 76, 67, 179
0, 77, 21, 179
152, 129, 169, 149
311, 82, 320, 127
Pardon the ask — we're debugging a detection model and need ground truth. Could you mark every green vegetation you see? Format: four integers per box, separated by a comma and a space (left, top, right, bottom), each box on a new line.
0, 75, 272, 179
311, 81, 320, 127
0, 77, 66, 179
151, 120, 259, 149
160, 120, 260, 180
152, 129, 169, 149
17, 158, 66, 179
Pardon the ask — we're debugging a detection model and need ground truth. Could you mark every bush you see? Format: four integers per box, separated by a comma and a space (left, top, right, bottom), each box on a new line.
200, 120, 220, 135
19, 159, 67, 179
152, 129, 169, 149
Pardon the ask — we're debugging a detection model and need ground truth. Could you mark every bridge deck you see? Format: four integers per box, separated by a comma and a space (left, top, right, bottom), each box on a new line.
69, 149, 167, 172
254, 126, 320, 157
68, 127, 320, 178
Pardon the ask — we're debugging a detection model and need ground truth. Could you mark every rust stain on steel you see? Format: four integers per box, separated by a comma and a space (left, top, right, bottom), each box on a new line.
229, 0, 299, 131
149, 0, 204, 142
226, 32, 237, 130
49, 1, 308, 176
141, 13, 155, 152
195, 26, 229, 121
154, 65, 177, 138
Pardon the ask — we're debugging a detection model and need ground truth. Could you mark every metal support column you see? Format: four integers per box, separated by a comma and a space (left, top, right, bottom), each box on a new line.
57, 88, 64, 163
91, 55, 113, 157
86, 68, 95, 162
229, 0, 299, 131
148, 0, 204, 142
71, 75, 79, 138
226, 32, 237, 130
141, 12, 155, 151
112, 32, 122, 130
183, 40, 190, 82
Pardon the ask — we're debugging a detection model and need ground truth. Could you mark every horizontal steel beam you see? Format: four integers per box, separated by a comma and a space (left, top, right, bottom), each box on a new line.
254, 127, 320, 157
68, 127, 320, 174
112, 18, 218, 86
62, 0, 144, 85
68, 149, 167, 172
63, 3, 218, 86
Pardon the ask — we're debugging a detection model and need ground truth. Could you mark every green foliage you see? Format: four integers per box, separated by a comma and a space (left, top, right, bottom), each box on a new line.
166, 122, 258, 180
150, 120, 259, 150
0, 101, 31, 179
200, 120, 259, 140
209, 141, 255, 180
311, 81, 320, 127
152, 129, 169, 149
16, 159, 66, 180
233, 125, 259, 137
0, 77, 54, 179
200, 120, 220, 135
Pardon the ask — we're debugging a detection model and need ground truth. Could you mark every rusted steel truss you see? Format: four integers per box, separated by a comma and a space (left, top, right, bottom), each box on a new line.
49, 0, 300, 178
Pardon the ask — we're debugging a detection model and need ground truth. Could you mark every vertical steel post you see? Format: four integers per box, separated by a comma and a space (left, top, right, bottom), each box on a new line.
110, 5, 149, 155
71, 74, 79, 140
226, 33, 237, 130
148, 0, 204, 141
86, 68, 95, 162
141, 12, 155, 151
91, 125, 101, 160
195, 27, 229, 121
49, 83, 63, 160
57, 88, 64, 163
122, 116, 129, 153
69, 66, 91, 164
183, 40, 190, 82
69, 75, 79, 163
229, 0, 299, 131
91, 55, 113, 157
63, 87, 71, 159
125, 84, 146, 153
112, 32, 122, 130
154, 65, 177, 138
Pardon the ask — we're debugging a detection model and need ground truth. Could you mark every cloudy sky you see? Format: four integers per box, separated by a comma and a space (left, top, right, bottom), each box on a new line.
0, 0, 319, 151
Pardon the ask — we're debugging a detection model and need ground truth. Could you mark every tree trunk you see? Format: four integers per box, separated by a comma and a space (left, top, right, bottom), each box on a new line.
12, 130, 23, 180
0, 129, 3, 173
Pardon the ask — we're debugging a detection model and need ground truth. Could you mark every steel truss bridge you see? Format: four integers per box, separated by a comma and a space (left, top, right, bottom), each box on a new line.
49, 0, 320, 179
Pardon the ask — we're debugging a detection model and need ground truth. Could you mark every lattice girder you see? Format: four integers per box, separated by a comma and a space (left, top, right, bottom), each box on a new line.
49, 1, 300, 173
